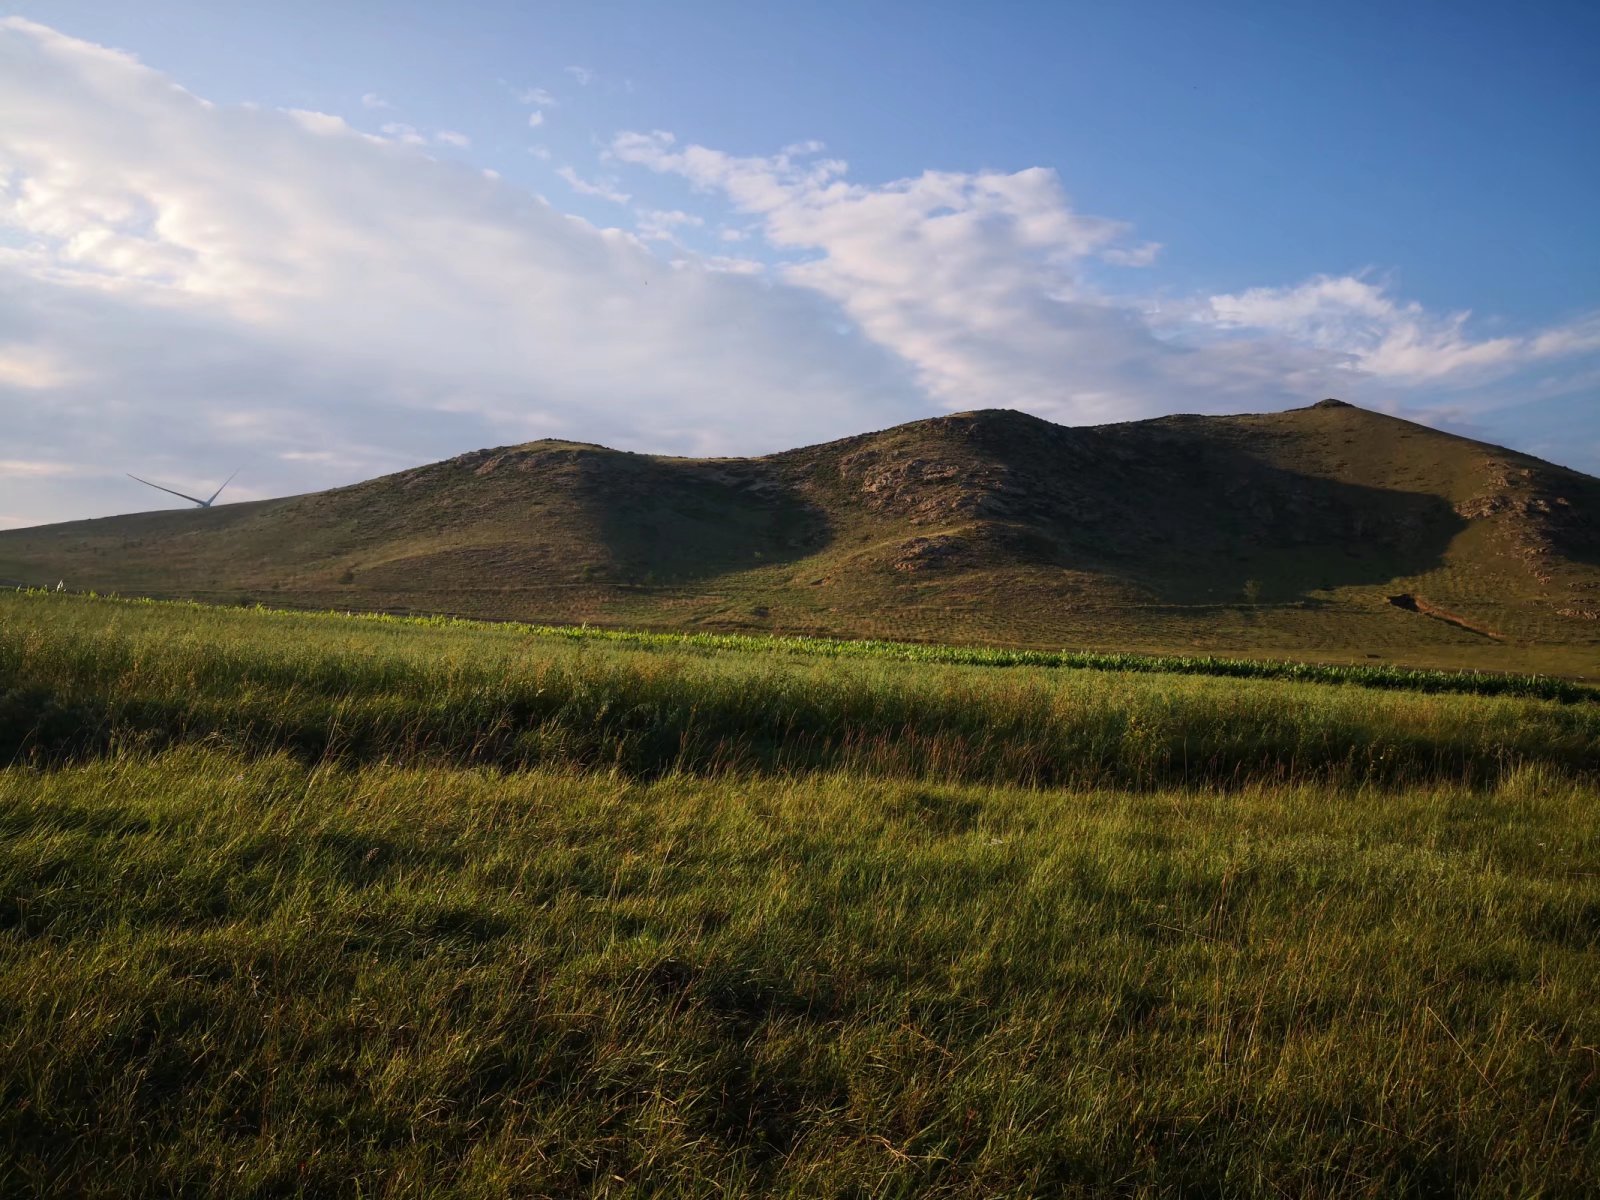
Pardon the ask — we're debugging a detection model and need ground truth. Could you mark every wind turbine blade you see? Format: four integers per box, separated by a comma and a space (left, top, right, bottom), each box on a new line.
127, 474, 208, 507
206, 469, 240, 506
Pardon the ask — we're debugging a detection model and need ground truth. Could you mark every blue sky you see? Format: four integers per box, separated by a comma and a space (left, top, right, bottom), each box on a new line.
1, 2, 1596, 525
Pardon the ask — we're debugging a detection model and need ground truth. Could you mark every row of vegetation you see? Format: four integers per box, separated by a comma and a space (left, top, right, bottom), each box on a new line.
15, 586, 1600, 702
529, 618, 1600, 703
4, 592, 1598, 788
2, 592, 1597, 1195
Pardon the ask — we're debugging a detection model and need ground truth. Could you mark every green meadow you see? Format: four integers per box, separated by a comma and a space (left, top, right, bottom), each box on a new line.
2, 592, 1597, 1196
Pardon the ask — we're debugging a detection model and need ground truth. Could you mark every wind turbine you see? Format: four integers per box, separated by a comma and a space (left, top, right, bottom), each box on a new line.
127, 469, 239, 509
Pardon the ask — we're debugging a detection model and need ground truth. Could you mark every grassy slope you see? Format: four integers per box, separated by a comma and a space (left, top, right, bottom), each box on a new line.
1, 596, 1598, 1196
3, 402, 1598, 676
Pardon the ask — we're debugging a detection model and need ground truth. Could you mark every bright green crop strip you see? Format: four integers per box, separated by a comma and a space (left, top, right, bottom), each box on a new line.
521, 623, 1600, 703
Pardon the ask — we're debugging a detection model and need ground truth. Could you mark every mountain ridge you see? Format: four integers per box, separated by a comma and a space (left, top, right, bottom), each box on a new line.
5, 400, 1598, 674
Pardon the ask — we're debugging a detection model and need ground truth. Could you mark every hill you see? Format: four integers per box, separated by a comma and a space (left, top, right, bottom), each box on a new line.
4, 399, 1599, 674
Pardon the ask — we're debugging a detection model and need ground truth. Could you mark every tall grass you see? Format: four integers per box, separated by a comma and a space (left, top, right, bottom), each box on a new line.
17, 588, 1599, 701
2, 592, 1597, 1195
3, 593, 1598, 787
2, 752, 1597, 1196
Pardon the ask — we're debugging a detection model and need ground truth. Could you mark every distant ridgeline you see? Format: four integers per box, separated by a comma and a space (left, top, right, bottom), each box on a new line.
3, 400, 1597, 675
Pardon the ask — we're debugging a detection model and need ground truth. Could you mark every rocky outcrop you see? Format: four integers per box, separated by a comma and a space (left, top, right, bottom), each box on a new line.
1456, 459, 1599, 583
892, 535, 968, 572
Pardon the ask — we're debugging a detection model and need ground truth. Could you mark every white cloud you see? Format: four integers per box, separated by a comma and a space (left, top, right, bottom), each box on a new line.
613, 130, 1600, 430
565, 65, 593, 86
527, 110, 545, 128
517, 86, 557, 107
0, 458, 83, 477
360, 92, 392, 111
610, 131, 1223, 420
0, 345, 80, 389
293, 109, 365, 139
1204, 274, 1600, 384
1204, 275, 1515, 381
1529, 314, 1600, 361
380, 121, 427, 145
700, 256, 765, 276
635, 208, 704, 244
0, 18, 926, 526
1102, 242, 1162, 267
556, 165, 630, 205
434, 129, 471, 148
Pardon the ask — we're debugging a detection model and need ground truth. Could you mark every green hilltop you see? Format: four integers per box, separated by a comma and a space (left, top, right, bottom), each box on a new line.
4, 399, 1598, 675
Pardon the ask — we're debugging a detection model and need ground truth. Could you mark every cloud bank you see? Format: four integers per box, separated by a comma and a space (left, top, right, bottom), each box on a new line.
0, 18, 1595, 528
610, 131, 1600, 428
0, 19, 928, 525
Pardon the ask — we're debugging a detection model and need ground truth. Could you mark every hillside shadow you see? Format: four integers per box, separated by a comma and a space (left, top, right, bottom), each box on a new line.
1541, 476, 1600, 571
1141, 460, 1467, 602
578, 456, 829, 584
971, 420, 1473, 602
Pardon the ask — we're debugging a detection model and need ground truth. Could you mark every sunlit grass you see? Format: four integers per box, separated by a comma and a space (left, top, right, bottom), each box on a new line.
4, 592, 1599, 790
3, 753, 1597, 1196
2, 592, 1597, 1195
15, 588, 1598, 701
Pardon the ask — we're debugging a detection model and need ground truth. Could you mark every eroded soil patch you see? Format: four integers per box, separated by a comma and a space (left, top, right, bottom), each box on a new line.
1387, 593, 1501, 640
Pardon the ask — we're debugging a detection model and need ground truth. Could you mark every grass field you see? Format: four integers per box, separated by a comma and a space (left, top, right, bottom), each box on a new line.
3, 593, 1598, 1196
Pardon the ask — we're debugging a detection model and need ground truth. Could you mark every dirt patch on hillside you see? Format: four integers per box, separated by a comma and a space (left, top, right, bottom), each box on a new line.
1387, 593, 1502, 640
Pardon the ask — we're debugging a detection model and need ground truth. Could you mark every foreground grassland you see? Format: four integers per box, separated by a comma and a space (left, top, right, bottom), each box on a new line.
2, 594, 1598, 1196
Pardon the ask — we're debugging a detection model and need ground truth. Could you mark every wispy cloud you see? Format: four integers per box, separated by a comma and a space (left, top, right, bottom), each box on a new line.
380, 121, 427, 145
611, 131, 1216, 421
635, 208, 704, 243
556, 165, 630, 205
360, 92, 391, 111
1204, 275, 1527, 382
564, 65, 593, 86
612, 129, 1600, 429
0, 459, 84, 477
380, 122, 469, 149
